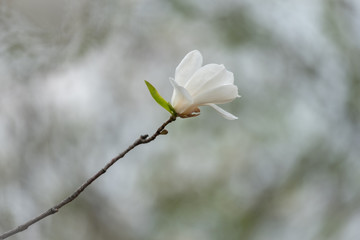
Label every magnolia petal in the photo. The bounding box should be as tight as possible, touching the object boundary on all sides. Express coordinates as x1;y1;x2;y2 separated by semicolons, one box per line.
184;64;226;95
197;67;235;94
169;78;193;114
207;103;238;120
175;50;203;87
193;84;239;105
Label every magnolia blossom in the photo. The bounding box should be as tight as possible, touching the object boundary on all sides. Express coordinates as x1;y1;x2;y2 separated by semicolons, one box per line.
170;50;240;120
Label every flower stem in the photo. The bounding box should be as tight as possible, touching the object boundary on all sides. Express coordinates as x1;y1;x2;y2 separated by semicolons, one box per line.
0;115;176;240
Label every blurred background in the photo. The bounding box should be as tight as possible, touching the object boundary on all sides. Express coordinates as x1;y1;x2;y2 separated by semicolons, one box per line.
1;0;360;239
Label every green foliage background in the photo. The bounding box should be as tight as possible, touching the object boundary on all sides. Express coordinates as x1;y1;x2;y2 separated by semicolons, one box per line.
1;0;359;239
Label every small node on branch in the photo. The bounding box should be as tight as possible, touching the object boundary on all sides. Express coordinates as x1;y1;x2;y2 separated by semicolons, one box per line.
50;208;58;213
160;129;168;135
141;134;148;140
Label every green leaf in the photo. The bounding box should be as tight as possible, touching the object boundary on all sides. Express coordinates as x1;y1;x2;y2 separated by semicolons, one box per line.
145;80;177;116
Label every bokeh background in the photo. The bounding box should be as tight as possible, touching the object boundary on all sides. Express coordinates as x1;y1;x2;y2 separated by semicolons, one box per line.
1;0;360;239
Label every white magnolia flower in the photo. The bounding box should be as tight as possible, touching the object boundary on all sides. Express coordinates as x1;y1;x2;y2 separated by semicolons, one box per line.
170;50;240;120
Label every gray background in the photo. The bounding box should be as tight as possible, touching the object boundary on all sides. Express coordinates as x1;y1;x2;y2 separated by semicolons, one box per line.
1;0;360;239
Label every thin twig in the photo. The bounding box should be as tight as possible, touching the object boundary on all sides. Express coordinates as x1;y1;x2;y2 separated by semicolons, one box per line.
0;115;176;240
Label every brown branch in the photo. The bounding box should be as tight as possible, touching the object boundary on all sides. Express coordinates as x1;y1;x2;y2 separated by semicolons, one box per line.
0;115;176;240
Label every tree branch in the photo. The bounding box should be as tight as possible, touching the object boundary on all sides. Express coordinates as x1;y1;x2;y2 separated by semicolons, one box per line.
0;115;176;240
